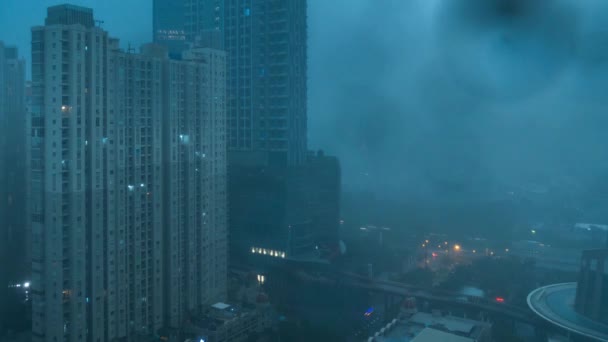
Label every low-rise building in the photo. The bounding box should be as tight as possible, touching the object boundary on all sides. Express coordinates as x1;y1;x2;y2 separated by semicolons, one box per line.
186;302;273;342
411;328;476;342
366;312;491;342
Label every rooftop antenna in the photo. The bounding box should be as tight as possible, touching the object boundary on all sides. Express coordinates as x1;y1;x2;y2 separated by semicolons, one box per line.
95;20;104;28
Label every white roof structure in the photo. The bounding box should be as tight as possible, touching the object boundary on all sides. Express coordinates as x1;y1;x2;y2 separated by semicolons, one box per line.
409;312;477;335
411;328;474;342
211;302;231;310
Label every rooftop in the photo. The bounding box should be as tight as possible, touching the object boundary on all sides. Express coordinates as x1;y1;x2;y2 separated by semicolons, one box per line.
45;4;95;28
528;283;608;341
48;3;93;13
211;302;231;310
369;313;490;342
409;312;476;335
191;303;248;331
411;328;474;342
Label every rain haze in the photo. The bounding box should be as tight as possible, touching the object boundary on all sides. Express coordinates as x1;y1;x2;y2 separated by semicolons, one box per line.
3;1;608;341
2;0;608;199
310;0;608;199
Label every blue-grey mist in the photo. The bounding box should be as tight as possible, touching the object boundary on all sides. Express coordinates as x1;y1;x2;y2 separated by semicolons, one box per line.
2;0;608;210
309;0;608;208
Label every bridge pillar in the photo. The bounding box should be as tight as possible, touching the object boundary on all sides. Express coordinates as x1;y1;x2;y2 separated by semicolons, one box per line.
382;293;402;322
384;293;390;321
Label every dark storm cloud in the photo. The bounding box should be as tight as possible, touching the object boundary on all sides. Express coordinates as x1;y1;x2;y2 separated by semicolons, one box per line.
436;0;579;101
308;0;608;201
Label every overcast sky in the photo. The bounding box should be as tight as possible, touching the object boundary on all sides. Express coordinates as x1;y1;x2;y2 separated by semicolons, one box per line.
3;0;608;200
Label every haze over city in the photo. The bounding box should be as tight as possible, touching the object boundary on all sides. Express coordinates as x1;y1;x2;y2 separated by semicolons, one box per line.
3;1;608;197
2;1;608;341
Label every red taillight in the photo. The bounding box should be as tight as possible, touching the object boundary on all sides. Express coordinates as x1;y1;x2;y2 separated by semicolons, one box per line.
495;297;505;303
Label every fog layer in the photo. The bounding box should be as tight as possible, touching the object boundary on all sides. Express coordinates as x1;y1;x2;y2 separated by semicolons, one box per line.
309;0;608;202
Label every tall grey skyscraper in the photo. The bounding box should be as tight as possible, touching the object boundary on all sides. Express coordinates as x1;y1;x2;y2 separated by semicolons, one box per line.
153;1;321;265
30;5;227;341
31;7;116;340
105;41;166;339
224;0;307;165
184;0;224;41
153;0;224;54
153;0;307;165
0;41;26;336
153;0;187;55
162;46;227;328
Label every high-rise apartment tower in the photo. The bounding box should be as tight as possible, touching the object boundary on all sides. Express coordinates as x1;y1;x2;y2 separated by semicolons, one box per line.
224;0;307;165
153;0;307;165
0;41;26;336
30;5;227;341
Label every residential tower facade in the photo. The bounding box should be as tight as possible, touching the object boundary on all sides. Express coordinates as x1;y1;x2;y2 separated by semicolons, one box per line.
153;0;307;165
30;5;227;341
224;0;307;165
0;41;27;336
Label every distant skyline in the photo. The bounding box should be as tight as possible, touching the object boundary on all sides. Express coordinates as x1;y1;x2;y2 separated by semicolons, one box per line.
0;0;348;178
4;0;608;199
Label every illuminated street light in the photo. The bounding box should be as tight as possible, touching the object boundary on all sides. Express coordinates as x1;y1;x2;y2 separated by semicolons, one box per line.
454;244;461;251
